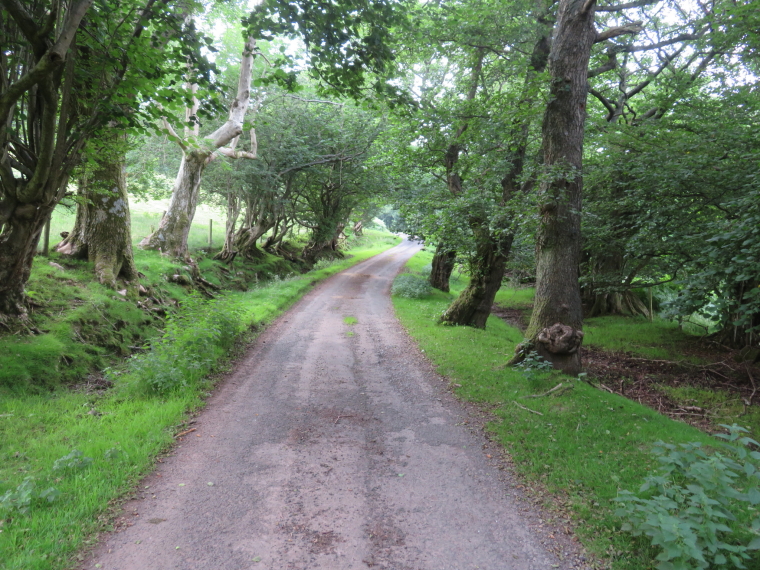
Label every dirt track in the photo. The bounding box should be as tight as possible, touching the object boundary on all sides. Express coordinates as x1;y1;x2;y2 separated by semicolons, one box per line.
84;238;570;570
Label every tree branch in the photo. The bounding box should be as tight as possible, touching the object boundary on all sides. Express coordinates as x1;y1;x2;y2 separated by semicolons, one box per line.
283;94;344;106
0;0;93;129
625;44;686;99
49;0;93;63
588;51;619;77
208;37;257;148
595;22;644;43
161;117;187;152
589;87;616;118
690;49;716;81
622;32;703;52
581;0;597;15
0;54;58;127
0;0;45;54
213;147;257;160
596;0;659;11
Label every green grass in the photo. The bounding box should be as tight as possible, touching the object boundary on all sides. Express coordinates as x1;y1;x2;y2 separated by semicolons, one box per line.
46;199;227;252
494;286;535;310
392;249;747;570
493;286;703;362
0;394;190;570
0;255;167;394
0;229;400;570
584;316;702;362
343;316;358;325
658;383;760;440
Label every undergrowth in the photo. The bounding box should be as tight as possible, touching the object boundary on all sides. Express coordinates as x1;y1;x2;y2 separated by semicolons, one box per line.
392;249;760;570
616;425;760;570
391;272;432;299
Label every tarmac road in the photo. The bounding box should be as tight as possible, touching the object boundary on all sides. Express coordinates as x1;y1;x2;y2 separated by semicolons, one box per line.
84;237;569;570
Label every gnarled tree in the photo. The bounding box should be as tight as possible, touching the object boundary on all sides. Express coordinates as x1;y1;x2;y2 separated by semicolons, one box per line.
0;0;200;320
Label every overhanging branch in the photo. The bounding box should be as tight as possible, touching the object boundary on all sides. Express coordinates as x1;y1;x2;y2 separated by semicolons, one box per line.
596;0;660;11
595;22;644;43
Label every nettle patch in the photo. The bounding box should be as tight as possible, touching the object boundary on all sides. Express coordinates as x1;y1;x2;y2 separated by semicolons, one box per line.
615;425;760;569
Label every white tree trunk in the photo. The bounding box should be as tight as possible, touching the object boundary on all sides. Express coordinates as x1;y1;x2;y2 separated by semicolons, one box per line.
140;37;258;259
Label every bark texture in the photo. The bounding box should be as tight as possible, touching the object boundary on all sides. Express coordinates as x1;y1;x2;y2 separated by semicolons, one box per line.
426;53;482;297
525;0;598;375
429;242;456;293
303;222;346;264
216;193;242;263
56;147;138;288
0;1;93;318
0;202;53;317
140;150;208;258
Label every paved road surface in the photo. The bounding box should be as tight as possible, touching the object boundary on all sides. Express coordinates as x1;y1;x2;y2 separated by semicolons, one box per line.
85;238;567;570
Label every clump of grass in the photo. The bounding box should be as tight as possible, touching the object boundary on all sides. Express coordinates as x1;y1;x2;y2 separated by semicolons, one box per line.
115;293;244;395
584;315;699;361
0;258;163;394
343;316;358;325
494;286;535;309
392;273;432;299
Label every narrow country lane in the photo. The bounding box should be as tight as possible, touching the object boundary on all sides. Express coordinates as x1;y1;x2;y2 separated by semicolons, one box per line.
84;238;570;570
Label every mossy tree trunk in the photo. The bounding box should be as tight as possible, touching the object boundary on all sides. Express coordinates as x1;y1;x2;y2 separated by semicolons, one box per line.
262;217;300;260
56;144;138;289
429;242;456;293
216;192;242;262
0;1;91;320
440;24;551;328
303;221;346;263
229;195;277;260
0;201;55;319
440;225;513;328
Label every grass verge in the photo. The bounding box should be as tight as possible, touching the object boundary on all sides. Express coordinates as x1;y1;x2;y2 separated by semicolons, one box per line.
0;230;400;570
393;249;757;570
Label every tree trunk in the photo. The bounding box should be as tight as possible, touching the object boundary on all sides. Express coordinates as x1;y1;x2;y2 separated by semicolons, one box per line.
262;218;293;255
586;290;650;318
303;222;346;263
524;0;597;375
56;146;138;289
440;227;513;328
0;201;53;319
139;38;258;259
139;150;208;259
229;196;277;260
443;23;551;327
429;242;456;293
233;224;268;259
215;192;242;262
